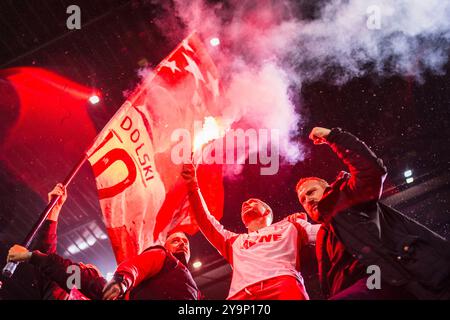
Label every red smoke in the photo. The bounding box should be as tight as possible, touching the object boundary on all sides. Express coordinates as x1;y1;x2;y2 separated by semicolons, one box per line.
0;67;97;198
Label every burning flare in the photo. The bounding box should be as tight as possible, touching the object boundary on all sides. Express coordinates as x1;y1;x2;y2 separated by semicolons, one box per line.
193;116;224;153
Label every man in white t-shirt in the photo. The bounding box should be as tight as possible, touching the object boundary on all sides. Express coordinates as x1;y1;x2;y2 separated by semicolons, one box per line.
182;163;320;300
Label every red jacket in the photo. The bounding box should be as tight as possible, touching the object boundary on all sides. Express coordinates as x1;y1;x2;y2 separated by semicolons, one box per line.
115;246;200;300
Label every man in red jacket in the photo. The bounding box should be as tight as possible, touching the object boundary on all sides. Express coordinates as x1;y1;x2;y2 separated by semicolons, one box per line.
7;183;106;300
102;231;200;300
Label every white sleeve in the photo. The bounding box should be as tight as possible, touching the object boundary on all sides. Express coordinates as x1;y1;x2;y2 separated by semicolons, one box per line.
296;218;321;244
188;188;238;260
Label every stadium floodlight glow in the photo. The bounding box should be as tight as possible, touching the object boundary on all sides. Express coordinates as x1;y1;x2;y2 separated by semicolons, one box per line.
67;244;80;255
404;170;412;178
406;177;414;184
89;95;100;105
192;261;202;269
210;37;220;47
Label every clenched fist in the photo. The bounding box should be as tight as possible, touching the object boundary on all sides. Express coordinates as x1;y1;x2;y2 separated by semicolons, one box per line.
286;212;308;224
309;127;331;145
181;163;198;190
7;245;32;263
102;279;123;300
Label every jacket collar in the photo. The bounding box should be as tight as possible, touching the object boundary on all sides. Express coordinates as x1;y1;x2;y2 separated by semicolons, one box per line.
317;171;351;223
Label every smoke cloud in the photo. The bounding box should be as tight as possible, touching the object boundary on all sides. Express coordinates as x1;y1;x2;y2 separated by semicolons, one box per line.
153;0;450;173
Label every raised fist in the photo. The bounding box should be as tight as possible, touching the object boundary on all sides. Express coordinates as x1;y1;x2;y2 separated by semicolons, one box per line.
309;127;331;145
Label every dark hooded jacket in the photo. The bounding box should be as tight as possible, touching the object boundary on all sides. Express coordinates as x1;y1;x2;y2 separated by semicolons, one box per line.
316;128;450;299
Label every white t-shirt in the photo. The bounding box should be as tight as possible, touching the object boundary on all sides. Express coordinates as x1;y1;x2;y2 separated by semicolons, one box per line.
189;189;320;299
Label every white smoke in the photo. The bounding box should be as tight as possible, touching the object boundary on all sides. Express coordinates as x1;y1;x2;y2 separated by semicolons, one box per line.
292;0;450;82
159;0;450;171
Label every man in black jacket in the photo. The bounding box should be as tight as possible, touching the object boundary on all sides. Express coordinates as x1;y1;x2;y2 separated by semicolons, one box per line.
296;127;450;300
8;184;200;300
6;183;106;299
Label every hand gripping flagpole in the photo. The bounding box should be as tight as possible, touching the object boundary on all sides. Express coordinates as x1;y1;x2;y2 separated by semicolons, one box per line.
2;152;88;278
1;71;157;280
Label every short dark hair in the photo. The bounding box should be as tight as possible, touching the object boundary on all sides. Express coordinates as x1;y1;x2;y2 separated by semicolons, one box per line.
295;177;328;194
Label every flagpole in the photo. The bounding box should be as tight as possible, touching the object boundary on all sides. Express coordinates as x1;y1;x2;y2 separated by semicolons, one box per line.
1;67;161;280
1;60;160;280
2;32;199;280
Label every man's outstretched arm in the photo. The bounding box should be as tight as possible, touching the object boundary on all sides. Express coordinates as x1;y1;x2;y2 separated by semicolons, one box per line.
311;127;387;207
287;213;321;244
182;163;237;262
33;183;67;254
7;245;106;300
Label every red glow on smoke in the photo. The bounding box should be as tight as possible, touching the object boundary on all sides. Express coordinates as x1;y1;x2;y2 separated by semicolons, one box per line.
0;67;97;197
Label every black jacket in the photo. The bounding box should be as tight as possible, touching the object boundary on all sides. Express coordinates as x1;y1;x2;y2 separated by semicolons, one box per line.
116;245;201;300
30;221;106;300
316;128;450;299
30;250;107;300
30;220;69;300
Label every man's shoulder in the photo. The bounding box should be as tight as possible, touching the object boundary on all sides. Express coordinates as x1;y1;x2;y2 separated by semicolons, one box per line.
270;219;300;232
318;172;350;210
260;218;287;229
